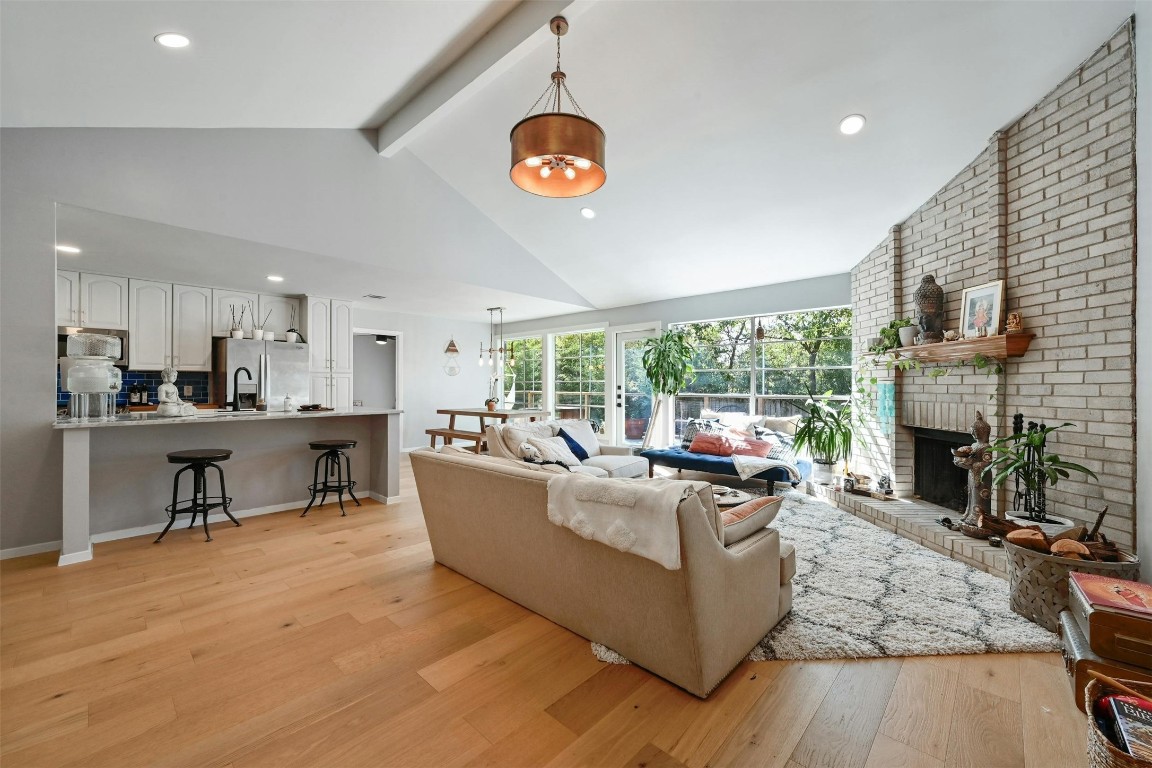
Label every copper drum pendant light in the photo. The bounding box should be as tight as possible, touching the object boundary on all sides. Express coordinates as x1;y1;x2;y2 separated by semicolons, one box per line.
510;16;605;198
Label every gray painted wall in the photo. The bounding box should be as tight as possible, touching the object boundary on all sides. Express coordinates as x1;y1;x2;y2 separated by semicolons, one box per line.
353;335;397;409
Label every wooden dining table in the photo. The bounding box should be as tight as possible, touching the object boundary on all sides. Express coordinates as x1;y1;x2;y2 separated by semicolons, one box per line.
426;407;551;453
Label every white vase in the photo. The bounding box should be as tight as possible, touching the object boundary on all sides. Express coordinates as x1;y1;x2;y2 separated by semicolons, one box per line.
285;331;299;343
250;327;262;339
812;461;836;485
230;328;244;339
898;326;919;347
263;330;275;341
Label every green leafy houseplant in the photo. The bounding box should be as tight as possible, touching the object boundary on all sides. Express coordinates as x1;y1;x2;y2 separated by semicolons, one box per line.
871;318;916;354
640;329;695;449
792;393;853;481
984;422;1098;491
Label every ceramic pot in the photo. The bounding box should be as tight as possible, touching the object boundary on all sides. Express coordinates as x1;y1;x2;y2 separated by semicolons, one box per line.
285;331;299;343
898;326;919;347
263;330;276;341
811;461;836;485
230;328;244;339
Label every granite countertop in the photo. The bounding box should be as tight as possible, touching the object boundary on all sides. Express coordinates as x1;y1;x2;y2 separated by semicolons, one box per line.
54;406;402;429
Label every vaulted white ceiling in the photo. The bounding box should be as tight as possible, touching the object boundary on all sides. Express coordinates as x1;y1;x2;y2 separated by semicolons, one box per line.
1;0;1135;320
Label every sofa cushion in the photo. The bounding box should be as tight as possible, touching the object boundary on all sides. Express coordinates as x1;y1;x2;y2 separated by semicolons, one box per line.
721;496;783;545
680;418;721;450
557;428;590;462
571;464;610;478
688;432;734;457
582;453;649;479
503;422;555;458
550;419;602;457
756;429;798;463
528;436;582;466
730;437;773;458
758;415;801;436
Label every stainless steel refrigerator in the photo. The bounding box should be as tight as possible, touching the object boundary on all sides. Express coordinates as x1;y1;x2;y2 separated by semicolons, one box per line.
212;338;310;411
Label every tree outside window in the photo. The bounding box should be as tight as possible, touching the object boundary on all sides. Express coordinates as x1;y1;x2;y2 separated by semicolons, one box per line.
506;336;543;409
553;330;606;430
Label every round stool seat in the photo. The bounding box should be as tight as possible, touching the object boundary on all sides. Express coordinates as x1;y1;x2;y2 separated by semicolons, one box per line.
167;449;233;464
308;439;356;450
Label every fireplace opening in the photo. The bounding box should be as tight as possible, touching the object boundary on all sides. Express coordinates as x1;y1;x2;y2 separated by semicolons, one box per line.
913;428;971;512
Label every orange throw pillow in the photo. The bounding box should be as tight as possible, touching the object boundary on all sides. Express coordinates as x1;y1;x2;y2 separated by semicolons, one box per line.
731;437;774;458
688;432;734;457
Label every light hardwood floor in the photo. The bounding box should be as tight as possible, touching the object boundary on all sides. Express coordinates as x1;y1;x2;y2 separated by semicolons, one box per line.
1;456;1088;768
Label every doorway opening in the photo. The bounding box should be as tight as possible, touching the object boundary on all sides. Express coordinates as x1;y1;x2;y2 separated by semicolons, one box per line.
352;329;402;410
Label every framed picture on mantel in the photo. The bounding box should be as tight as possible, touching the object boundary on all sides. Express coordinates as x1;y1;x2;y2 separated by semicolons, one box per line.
960;280;1004;338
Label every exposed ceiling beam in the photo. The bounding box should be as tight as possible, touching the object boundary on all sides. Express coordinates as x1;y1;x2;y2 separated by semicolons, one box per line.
377;0;591;158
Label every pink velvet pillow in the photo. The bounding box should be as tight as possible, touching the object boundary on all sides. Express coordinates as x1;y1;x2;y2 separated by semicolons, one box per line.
688;432;734;457
731;437;774;458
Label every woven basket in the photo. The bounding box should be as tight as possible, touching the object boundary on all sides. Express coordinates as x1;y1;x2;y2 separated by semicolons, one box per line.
1086;678;1152;768
1003;541;1140;632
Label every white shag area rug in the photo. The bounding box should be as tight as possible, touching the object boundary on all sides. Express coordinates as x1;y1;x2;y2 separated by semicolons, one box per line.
593;490;1061;663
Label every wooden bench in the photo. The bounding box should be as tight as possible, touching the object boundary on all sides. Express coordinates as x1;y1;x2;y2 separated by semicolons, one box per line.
425;428;485;453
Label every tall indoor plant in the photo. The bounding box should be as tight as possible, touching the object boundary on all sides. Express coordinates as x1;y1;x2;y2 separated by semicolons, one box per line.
793;393;853;484
640;329;695;449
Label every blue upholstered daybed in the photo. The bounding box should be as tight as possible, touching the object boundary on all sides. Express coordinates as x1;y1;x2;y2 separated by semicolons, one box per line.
639;447;811;488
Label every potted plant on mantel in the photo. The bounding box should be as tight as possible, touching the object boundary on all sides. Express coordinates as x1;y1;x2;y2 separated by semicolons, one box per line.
792;393;853;485
640;329;695;450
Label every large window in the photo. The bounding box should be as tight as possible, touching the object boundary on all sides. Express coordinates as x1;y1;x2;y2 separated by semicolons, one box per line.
506;336;543;410
553;330;606;429
673;308;851;429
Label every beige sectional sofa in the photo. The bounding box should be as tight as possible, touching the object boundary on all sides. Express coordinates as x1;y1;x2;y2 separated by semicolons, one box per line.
410;447;795;698
485;418;649;478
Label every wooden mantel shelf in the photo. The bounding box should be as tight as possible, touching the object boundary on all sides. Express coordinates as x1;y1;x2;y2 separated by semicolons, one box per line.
895;333;1035;364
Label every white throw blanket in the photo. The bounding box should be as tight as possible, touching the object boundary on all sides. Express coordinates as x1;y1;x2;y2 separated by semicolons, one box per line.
546;474;708;570
730;454;802;482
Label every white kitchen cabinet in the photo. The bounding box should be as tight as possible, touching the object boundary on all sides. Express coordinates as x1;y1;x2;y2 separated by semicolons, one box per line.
258;295;300;341
129;279;173;371
171;284;213;371
57;270;80;326
79;273;129;329
212;289;259;337
306;297;331;372
331;374;353;409
309;372;331;408
330;300;354;374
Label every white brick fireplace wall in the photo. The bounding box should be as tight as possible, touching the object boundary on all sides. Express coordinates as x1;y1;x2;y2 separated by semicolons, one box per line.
851;21;1137;549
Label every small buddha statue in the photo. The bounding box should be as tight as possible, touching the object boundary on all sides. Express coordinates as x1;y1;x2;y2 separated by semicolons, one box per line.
952;411;994;534
914;275;946;343
156;367;198;417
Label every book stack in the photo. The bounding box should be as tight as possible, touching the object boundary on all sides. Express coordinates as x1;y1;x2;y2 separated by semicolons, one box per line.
1060;573;1152;715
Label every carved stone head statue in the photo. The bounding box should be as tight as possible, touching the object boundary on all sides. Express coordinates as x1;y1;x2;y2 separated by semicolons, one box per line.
971;411;991;444
914;275;946;341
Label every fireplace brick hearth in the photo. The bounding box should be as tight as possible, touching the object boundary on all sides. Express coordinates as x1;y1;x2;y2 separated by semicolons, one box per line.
847;21;1137;549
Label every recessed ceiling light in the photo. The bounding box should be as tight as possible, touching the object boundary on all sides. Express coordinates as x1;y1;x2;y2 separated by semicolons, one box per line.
266;275;284;282
56;245;81;254
839;114;866;135
154;33;190;48
580;207;596;219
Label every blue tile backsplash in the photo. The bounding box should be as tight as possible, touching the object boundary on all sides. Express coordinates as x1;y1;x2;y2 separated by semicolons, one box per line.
57;368;212;407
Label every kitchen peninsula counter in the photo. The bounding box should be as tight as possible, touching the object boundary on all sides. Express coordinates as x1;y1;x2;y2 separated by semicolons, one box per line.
55;407;403;566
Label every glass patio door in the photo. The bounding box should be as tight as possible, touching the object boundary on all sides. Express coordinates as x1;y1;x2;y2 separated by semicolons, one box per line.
615;331;656;445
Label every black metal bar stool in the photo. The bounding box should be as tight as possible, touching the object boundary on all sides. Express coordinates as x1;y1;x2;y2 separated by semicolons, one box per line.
156;449;240;543
302;439;361;517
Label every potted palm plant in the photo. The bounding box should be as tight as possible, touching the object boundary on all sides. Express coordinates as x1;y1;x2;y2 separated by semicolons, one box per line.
640;329;695;449
624;393;651;440
984;421;1098;521
792;393;853;484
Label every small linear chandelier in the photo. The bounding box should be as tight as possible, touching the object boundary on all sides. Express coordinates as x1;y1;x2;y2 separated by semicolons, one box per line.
479;307;507;366
509;15;605;198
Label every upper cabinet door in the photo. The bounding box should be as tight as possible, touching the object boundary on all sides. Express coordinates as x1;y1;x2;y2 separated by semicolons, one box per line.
57;270;80;327
212;289;259;337
79;273;129;329
307;297;331;372
258;295;300;341
129;280;172;371
172;284;213;371
330;300;354;374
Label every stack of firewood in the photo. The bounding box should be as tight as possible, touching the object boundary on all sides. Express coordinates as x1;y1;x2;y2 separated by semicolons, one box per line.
1001;507;1125;562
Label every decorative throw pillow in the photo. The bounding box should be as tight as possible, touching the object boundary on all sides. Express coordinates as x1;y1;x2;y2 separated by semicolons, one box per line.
730;437;774;458
550;419;601;457
527;436;582;467
758;415;801;436
503;422;554;458
688;432;734;457
721;496;783;545
680;418;722;450
757;430;797;463
556;428;590;462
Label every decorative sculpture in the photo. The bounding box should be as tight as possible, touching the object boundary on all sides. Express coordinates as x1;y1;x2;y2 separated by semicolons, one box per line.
156;367;198;417
913;274;945;343
1005;311;1023;334
951;411;994;537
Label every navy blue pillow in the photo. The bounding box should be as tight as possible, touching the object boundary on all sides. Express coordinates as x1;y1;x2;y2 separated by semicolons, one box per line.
557;428;590;462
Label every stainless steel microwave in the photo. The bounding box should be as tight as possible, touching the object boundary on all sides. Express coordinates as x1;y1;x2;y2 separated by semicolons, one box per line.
57;327;129;367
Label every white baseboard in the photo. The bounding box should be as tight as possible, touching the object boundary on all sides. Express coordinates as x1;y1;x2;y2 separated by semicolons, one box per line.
88;499;315;544
0;540;64;560
368;492;401;504
57;546;93;566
